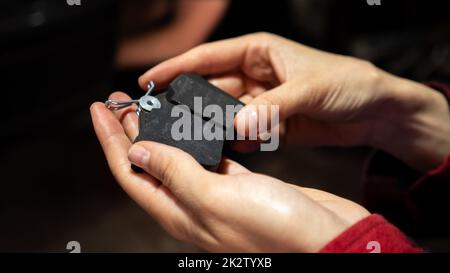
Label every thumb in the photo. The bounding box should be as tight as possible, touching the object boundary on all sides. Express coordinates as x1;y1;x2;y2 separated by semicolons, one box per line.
234;82;301;139
128;141;213;199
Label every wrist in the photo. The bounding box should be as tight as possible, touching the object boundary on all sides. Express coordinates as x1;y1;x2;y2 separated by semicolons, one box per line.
373;74;450;171
291;206;366;253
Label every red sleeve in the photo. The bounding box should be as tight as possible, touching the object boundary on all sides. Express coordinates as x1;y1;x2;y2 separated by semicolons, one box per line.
321;82;449;253
320;214;423;253
362;82;450;237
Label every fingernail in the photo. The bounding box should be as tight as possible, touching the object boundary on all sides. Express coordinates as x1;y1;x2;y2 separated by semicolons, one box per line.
138;76;147;88
209;79;218;86
128;145;150;167
235;105;258;140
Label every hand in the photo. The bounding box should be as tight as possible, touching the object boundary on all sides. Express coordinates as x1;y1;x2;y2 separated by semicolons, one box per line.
90;93;369;252
139;32;450;171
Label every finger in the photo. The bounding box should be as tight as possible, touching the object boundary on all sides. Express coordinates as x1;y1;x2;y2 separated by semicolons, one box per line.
208;72;246;98
90;103;191;233
128;141;215;201
208;73;268;104
108;92;139;140
238;94;254;104
290;184;358;207
90;102;134;176
234;81;303;139
138;35;251;89
216;157;251;175
244;77;269;97
290;184;369;222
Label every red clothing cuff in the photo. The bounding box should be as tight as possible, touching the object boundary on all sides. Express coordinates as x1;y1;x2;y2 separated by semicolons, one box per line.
411;153;450;211
320;214;423;253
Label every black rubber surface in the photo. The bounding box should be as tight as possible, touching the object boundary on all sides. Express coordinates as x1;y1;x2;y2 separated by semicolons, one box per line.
134;74;244;171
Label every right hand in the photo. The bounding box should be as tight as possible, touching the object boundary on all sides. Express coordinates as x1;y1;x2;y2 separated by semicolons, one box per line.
139;32;450;171
90;95;369;252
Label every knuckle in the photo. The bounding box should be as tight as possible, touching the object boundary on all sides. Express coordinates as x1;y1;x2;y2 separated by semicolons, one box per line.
358;60;382;85
259;92;281;107
191;43;207;54
342;57;382;87
111;161;133;184
251;31;275;41
353;58;377;73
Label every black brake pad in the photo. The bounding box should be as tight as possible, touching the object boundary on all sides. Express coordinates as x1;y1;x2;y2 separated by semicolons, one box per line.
133;73;244;171
167;73;244;130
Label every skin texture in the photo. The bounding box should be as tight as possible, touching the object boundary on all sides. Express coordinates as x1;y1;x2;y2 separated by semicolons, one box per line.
91;92;369;253
91;33;450;252
139;32;450;171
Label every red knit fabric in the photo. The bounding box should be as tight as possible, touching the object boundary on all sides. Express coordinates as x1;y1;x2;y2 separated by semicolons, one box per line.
320;214;423;253
319;82;450;253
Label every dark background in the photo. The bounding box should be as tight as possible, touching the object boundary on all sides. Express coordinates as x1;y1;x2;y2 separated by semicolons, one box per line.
1;0;449;252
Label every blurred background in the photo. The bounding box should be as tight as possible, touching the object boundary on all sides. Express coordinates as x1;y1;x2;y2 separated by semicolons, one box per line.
1;0;449;252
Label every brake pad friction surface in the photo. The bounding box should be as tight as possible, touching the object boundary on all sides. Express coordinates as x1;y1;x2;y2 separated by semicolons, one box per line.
167;73;244;129
133;73;245;171
134;92;224;170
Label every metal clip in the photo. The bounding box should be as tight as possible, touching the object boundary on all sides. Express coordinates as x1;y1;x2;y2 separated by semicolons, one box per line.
105;81;161;115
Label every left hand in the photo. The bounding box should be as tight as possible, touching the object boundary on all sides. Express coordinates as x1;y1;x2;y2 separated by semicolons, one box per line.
90;92;369;252
138;33;450;171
